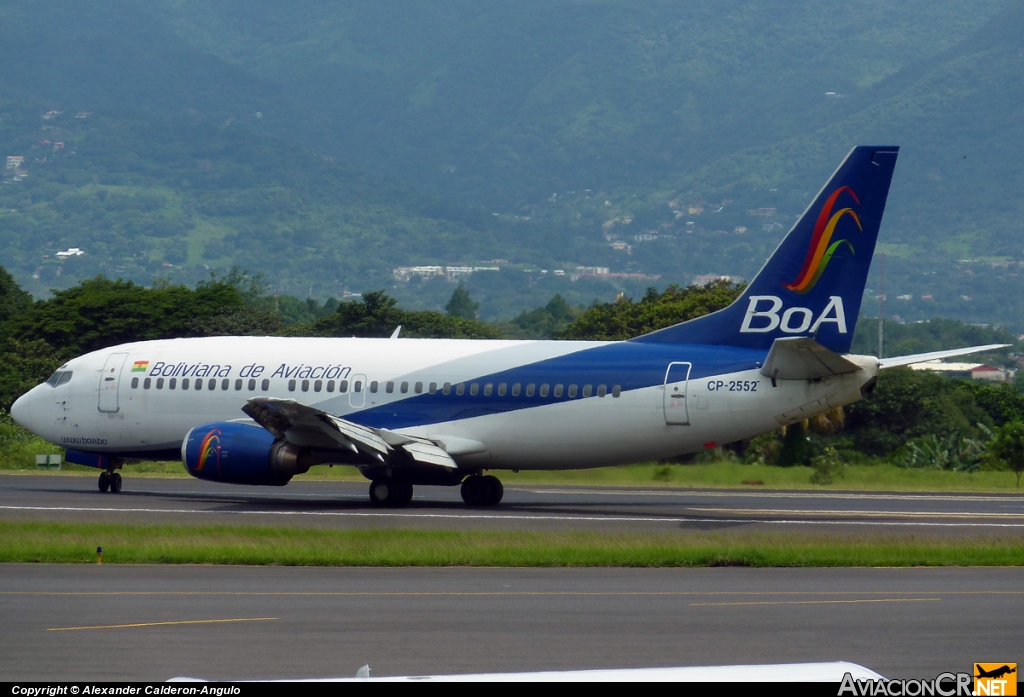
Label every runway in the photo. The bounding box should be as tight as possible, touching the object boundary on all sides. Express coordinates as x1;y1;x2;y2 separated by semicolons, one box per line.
2;474;1024;534
1;564;1020;681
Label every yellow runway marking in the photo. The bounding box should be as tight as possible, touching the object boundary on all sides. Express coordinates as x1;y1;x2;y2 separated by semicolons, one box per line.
691;598;942;607
48;617;277;631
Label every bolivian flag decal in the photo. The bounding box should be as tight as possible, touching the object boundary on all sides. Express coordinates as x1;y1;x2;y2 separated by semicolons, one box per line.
131;360;149;373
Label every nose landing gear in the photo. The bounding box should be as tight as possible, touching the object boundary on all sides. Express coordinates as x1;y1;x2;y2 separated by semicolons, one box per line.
97;470;122;494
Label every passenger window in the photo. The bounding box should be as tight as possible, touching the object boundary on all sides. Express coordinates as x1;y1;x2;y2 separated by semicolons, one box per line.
182;378;190;390
484;384;493;396
400;381;409;394
221;379;229;390
234;379;242;390
169;378;177;390
386;381;394;394
195;379;202;391
456;383;465;396
261;379;270;391
327;380;335;392
415;381;423;394
569;384;578;398
583;385;593;397
429;382;437;394
288;379;296;392
598;385;607;397
370;381;378;393
540;384;550;397
301;379;310;392
498;383;507;396
512;383;521;396
526;384;535;397
443;382;452;395
144;378;151;389
131;377;139;389
553;384;563;398
248;379;256;391
208;378;217;391
613;385;621;397
156;378;164;389
314;380;322;392
354;381;362;392
470;383;479;396
340;379;348;393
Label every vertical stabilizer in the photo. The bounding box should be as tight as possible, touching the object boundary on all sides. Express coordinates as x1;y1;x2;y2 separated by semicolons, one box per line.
633;146;898;353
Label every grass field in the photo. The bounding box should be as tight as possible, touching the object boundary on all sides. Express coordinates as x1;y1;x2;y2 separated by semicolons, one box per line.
3;459;1022;493
2;522;1022;567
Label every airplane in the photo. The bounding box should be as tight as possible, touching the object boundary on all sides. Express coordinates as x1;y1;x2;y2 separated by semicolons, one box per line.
10;145;1006;507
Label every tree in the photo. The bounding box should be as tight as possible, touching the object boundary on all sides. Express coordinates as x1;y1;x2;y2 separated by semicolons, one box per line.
558;280;743;340
445;283;479;320
305;290;500;339
988;419;1024;487
0;266;32;323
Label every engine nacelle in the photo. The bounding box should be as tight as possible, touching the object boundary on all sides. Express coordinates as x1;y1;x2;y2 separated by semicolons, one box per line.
181;422;312;486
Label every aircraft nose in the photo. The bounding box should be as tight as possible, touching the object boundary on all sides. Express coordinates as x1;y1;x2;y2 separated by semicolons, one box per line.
10;391;36;429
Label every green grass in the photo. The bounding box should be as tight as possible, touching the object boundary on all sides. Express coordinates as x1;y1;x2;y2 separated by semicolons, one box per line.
2;522;1022;567
3;459;1023;492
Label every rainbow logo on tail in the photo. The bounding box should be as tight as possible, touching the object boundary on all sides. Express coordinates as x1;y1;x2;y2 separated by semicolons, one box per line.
784;186;862;294
195;428;222;473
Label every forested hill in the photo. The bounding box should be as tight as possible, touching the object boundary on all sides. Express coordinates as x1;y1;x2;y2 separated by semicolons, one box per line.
3;1;1024;325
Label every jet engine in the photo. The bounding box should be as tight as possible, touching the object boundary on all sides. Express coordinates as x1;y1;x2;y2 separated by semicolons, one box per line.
181;421;314;486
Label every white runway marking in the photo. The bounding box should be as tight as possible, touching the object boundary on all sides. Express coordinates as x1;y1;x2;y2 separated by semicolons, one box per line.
3;505;1024;528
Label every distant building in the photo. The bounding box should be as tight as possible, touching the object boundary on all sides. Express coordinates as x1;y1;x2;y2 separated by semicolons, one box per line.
56;248;84;258
909;361;1013;383
6;156;24;169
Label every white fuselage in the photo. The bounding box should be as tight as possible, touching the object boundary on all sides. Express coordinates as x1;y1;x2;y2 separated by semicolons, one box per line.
13;335;879;471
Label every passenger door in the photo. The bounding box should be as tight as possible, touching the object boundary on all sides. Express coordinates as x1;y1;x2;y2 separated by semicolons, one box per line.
98;353;128;414
663;362;692;425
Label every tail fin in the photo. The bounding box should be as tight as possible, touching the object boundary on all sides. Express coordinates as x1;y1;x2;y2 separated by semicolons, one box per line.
633;145;899;353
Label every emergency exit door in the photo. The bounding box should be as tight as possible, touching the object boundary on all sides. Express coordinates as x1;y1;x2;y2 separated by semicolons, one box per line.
663;362;691;425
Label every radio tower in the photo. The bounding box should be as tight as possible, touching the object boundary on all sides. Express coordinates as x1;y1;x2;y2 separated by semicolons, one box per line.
878;253;885;359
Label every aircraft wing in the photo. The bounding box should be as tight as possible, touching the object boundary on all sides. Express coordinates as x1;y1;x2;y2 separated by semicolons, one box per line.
241;397;457;469
759;337;861;381
878;344;1010;369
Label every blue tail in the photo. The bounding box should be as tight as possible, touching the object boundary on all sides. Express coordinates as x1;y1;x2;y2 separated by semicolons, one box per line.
633;145;899;353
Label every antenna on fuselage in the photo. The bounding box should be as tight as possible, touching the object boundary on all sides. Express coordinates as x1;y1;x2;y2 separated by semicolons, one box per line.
390;325;402;339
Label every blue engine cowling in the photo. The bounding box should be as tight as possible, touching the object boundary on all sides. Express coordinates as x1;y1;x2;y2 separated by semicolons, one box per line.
181;421;308;486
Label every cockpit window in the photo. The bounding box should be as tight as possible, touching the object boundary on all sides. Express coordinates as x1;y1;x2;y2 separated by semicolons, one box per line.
46;371;73;387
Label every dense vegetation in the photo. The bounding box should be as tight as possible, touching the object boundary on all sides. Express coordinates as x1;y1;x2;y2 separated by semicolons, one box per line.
3;2;1024;325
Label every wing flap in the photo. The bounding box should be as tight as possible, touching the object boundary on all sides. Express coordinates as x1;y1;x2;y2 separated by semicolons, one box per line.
759;337;861;381
242;397;458;469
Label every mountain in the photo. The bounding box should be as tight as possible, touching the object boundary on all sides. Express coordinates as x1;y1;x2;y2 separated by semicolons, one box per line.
3;1;1024;325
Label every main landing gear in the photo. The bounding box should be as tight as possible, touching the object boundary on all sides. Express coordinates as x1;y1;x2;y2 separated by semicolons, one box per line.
460;475;503;506
368;478;414;508
97;470;122;494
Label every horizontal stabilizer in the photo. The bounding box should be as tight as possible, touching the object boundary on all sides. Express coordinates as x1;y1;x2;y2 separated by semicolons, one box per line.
879;344;1009;369
759;337;861;381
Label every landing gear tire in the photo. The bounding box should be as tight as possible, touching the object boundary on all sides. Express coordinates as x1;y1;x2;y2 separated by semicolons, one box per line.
481;475;503;505
109;472;122;493
368;479;413;508
98;471;110;493
461;475;503;506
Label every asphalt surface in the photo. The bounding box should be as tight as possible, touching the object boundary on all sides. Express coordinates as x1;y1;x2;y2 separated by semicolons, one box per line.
2;473;1024;535
1;565;1020;681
